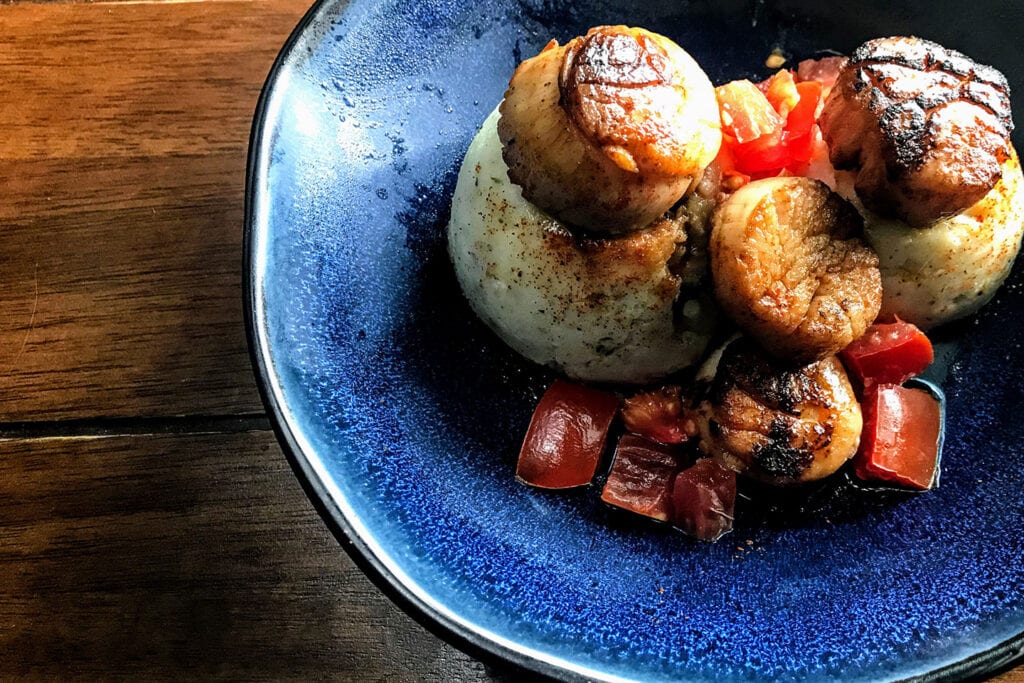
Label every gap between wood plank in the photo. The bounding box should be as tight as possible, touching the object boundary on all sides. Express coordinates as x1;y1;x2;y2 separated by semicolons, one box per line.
0;414;271;439
7;0;264;6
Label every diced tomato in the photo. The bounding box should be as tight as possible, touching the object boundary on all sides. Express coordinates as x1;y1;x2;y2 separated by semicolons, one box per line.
601;435;691;521
714;138;751;190
840;320;934;392
786;82;822;137
620;385;697;445
796;56;848;97
758;69;800;118
783;130;816;166
731;129;788;174
854;384;942;490
717;75;828;179
716;80;784;144
516;380;619;489
671;459;737;542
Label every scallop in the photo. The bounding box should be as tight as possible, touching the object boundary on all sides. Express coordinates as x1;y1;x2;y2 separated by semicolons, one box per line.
710;177;882;364
498;26;721;235
696;337;862;485
819;36;1014;227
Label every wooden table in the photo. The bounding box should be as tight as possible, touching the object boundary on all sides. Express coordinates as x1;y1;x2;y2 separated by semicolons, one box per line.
0;1;498;678
0;1;1019;680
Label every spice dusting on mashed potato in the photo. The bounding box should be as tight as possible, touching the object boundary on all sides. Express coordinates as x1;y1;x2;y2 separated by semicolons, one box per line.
836;152;1024;328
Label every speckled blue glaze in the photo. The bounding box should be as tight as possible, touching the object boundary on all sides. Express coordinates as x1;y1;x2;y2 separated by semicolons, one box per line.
246;1;1024;680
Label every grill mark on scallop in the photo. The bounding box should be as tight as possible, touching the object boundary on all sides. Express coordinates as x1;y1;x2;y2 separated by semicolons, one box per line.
559;29;672;92
697;338;860;485
847;39;1012;170
709;338;829;415
751;419;819;480
820;36;1014;226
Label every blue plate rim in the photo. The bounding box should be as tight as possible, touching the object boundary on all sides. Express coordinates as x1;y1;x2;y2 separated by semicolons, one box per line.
242;0;1024;679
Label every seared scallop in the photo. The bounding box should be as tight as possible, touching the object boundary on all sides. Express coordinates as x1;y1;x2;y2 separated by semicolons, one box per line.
696;337;862;485
819;36;1014;227
498;26;721;235
447;110;717;384
710;177;882;364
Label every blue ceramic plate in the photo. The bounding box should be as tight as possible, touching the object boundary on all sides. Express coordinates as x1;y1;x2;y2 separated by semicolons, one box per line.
245;1;1024;680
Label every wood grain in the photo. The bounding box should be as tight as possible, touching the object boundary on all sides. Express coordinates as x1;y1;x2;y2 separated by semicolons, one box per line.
0;0;298;161
0;0;306;421
0;153;261;421
0;431;499;681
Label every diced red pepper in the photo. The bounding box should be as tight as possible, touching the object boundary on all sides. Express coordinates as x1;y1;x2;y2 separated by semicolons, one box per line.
716;80;784;144
600;435;690;521
854;384;942;490
840;320;934;392
620;386;697;445
516;380;619;489
671;459;737;542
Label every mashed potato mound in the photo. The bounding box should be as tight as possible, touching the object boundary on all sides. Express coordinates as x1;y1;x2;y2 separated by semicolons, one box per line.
447;109;716;384
841;152;1024;329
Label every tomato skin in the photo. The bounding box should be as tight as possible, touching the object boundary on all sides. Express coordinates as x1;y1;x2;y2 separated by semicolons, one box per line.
516;380;620;489
601;435;690;521
788;81;823;136
854;384;942;490
714;138;751;189
716;80;784;144
671;459;737;542
621;386;697;445
781;81;823;164
840;320;934;392
731;130;788;174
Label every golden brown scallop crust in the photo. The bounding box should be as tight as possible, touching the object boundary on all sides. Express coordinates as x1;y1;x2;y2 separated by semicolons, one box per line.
498;27;721;235
820;36;1014;226
697;338;862;485
558;27;719;177
710;177;882;365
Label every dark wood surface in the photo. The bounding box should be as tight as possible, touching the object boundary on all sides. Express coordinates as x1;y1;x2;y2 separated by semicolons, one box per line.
0;0;495;679
0;0;1019;680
